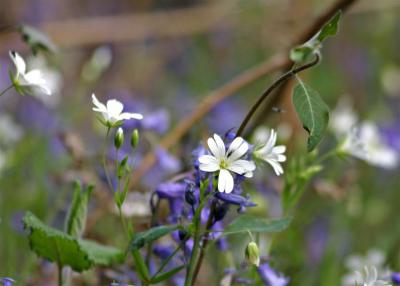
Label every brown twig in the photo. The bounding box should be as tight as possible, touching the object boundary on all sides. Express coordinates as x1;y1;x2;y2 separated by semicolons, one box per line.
129;0;358;187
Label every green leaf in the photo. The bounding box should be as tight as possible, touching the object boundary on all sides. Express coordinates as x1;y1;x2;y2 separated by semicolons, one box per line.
18;25;57;55
129;225;180;251
23;212;124;272
317;11;342;42
64;181;93;237
79;240;124;266
224;215;292;235
150;265;185;284
292;82;330;152
290;10;341;63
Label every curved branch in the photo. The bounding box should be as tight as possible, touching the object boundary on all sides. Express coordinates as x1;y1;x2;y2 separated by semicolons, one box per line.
236;54;320;137
129;0;358;188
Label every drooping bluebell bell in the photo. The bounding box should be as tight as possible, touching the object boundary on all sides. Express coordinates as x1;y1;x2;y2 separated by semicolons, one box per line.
392;272;400;284
257;263;290;286
0;278;15;286
215;192;256;213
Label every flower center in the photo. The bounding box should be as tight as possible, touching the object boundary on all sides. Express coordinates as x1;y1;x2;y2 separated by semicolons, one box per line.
219;159;228;169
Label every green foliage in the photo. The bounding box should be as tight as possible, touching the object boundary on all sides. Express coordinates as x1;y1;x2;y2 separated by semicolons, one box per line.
129;225;180;251
150;265;185;284
223;215;292;235
64;181;93;237
23;212;124;272
18;25;56;55
290;11;342;63
282;153;323;212
292;82;330;152
317;11;342;42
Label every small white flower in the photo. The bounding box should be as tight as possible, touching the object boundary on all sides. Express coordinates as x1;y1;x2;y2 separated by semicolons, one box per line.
354;266;391;286
9;51;51;95
199;134;256;193
253;128;286;176
92;93;143;126
340;122;398;169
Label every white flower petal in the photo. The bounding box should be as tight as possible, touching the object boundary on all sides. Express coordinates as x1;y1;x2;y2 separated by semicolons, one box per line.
213;134;226;158
119;112;144;120
9;51;26;75
273;145;286;154
227;137;244;154
92;94;107;111
207;137;221;159
227;140;248;162
228;160;256;174
199;162;219;172
199;155;219;165
106;99;124;116
266;159;284;176
218;169;233;193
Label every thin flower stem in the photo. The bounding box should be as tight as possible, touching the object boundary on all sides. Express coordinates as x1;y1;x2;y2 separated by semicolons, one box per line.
152;242;184;278
102;127;114;192
192;200;216;284
58;264;63;286
236;54;320;137
0;84;14;97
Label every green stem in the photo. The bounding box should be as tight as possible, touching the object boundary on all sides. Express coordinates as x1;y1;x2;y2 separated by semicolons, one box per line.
236;54;320;137
58;264;63;286
152;242;184;278
184;218;201;286
102;127;114;192
0;84;13;97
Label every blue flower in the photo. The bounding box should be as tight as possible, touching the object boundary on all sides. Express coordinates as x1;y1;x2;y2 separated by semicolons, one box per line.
257;263;289;286
392;272;400;284
0;278;15;286
215;192;256;213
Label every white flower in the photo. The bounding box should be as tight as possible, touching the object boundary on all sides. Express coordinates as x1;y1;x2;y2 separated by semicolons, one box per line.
199;134;256;193
354;266;391;286
331;97;358;136
92;93;143;125
9;51;51;95
340;122;398;169
253;128;286;176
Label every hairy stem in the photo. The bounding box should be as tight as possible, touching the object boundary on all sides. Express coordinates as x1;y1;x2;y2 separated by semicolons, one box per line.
236;54;320;137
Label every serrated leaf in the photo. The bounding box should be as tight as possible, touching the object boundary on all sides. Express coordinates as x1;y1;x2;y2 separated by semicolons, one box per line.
18;25;57;55
129;225;180;251
24;212;124;272
150;265;185;284
64;181;93;237
224;215;292;235
292;82;330;151
317;11;342;42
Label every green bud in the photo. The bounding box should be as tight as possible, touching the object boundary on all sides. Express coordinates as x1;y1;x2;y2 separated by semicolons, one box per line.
114;127;124;149
245;241;260;267
131;129;139;148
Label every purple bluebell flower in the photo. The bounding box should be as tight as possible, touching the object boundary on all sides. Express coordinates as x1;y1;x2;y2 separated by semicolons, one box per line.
156;182;186;199
0;278;15;286
392;272;400;284
153;244;175;259
155;147;181;172
257;263;289;286
215;192;256;213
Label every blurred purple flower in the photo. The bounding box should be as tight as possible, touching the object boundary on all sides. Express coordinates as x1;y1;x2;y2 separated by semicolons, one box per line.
257;263;289;286
155;182;186;199
0;278;15;286
306;218;329;266
16;97;59;134
153;244;175;260
392;272;400;284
